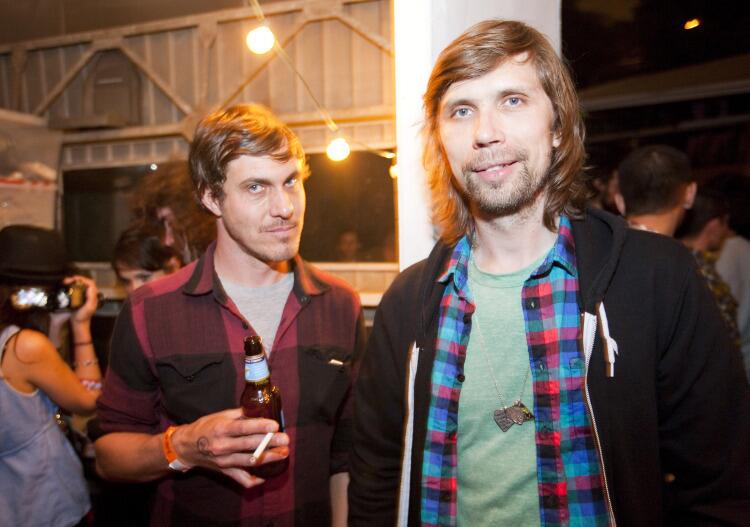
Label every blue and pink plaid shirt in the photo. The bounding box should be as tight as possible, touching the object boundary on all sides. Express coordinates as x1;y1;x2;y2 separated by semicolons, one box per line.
421;216;609;526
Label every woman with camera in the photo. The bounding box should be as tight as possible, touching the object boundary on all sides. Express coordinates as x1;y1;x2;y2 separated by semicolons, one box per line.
0;225;102;527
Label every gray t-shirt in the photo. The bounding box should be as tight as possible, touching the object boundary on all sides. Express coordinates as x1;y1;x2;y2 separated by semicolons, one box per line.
220;272;294;355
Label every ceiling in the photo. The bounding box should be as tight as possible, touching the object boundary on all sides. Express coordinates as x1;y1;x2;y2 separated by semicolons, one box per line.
0;0;260;45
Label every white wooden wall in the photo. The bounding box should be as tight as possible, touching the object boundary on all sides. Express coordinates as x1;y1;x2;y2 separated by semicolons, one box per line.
0;0;394;170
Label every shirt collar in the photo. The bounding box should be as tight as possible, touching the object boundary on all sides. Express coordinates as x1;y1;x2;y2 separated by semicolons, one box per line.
182;242;328;301
437;214;577;290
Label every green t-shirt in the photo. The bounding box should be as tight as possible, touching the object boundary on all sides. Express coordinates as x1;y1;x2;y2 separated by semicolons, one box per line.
456;257;541;527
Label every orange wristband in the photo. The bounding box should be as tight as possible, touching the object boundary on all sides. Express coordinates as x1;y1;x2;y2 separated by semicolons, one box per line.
162;426;190;472
162;426;179;463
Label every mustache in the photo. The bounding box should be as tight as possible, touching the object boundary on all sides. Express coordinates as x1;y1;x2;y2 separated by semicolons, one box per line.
463;148;528;173
261;220;298;232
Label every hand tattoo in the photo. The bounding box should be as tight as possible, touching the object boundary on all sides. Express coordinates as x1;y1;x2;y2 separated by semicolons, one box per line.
197;436;213;457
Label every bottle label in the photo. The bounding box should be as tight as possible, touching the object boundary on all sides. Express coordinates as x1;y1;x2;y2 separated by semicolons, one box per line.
245;357;270;382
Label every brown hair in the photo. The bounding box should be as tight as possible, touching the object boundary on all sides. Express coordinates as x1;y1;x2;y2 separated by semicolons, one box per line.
188;104;309;203
423;20;587;244
131;160;215;260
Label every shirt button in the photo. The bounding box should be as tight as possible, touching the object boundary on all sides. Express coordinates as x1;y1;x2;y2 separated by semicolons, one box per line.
457;373;465;382
300;295;309;303
242;322;249;329
440;490;452;502
463;313;471;323
526;299;537;309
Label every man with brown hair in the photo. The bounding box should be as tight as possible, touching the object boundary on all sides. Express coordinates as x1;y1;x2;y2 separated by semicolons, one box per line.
349;20;750;526
93;104;364;525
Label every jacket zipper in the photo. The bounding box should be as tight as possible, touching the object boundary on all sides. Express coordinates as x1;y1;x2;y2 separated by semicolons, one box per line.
583;311;617;526
397;342;420;527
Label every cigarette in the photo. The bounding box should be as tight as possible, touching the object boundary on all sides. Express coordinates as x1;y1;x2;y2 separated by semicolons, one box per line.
250;432;274;463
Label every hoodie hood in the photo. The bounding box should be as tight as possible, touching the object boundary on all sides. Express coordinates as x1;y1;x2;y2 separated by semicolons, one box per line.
570;208;629;314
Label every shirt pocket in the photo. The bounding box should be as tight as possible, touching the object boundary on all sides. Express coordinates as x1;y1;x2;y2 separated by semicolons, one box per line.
296;345;352;425
155;353;236;423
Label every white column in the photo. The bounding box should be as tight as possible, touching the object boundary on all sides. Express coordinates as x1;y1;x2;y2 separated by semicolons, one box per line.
394;0;561;269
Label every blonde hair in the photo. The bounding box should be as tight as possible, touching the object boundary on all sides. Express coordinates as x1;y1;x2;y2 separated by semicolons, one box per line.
423;20;587;244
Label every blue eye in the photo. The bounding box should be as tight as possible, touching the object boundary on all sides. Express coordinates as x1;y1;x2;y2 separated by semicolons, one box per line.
285;176;298;187
453;107;471;118
506;97;522;107
248;184;262;193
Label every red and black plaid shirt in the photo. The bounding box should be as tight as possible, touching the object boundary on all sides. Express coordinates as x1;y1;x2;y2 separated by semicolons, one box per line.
95;243;364;526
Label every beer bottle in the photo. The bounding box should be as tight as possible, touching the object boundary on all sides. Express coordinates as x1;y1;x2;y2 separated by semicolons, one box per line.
240;335;287;478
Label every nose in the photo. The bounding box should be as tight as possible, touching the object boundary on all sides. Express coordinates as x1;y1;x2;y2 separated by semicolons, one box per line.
269;188;294;219
474;109;504;148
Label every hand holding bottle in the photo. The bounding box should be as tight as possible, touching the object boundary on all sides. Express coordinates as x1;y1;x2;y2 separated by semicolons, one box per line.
167;409;289;488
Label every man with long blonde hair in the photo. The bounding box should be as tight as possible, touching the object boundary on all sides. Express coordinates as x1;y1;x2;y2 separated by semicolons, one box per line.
350;20;750;526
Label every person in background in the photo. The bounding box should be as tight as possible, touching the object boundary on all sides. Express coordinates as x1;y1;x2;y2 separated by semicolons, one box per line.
0;224;102;527
112;222;182;295
677;188;740;346
614;144;696;235
710;172;750;379
92;104;364;526
334;229;361;262
349;19;750;526
585;165;620;215
131;160;216;263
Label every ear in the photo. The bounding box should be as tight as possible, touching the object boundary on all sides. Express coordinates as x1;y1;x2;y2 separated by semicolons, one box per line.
200;189;222;217
684;182;697;209
552;130;562;149
614;193;626;216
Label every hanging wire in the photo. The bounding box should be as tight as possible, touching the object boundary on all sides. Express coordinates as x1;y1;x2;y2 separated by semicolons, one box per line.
246;0;397;160
272;42;339;133
248;0;265;21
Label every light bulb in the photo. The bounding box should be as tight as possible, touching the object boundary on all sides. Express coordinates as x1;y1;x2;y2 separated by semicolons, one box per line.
246;26;275;54
683;18;701;30
326;137;350;162
389;162;399;179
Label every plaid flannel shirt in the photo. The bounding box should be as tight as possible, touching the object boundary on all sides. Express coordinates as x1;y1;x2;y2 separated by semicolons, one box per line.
421;216;609;526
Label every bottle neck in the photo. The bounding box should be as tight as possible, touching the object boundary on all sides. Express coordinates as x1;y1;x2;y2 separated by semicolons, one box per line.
244;355;270;383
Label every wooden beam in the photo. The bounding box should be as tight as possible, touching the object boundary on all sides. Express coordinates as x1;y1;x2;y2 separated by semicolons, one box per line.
0;0;379;53
335;12;393;56
59;104;394;145
119;43;194;116
279;104;394;126
33;46;97;115
61;122;184;144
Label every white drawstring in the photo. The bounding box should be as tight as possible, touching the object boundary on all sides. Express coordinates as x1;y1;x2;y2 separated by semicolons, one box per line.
597;303;619;377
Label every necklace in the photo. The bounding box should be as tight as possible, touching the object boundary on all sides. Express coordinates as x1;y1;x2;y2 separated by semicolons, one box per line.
470;292;534;432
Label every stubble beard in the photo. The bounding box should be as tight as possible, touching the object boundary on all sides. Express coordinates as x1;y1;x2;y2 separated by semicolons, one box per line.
225;218;302;265
462;151;549;218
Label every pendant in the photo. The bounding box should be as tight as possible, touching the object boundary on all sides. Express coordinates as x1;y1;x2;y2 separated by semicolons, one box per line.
508;400;534;424
493;401;534;432
493;407;514;432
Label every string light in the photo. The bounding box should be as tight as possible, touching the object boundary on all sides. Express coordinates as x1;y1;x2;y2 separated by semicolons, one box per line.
389;160;398;179
246;25;275;54
245;0;391;164
326;137;351;161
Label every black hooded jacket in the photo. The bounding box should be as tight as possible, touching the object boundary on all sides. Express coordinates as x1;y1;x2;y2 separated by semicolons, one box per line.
350;208;750;526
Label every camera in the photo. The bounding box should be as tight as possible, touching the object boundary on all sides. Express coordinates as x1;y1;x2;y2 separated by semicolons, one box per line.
10;281;87;311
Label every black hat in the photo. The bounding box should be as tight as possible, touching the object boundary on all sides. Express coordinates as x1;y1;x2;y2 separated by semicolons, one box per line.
0;225;72;284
